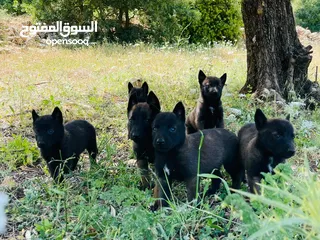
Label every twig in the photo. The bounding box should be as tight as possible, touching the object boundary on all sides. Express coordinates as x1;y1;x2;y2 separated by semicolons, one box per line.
28;81;50;86
3;110;30;118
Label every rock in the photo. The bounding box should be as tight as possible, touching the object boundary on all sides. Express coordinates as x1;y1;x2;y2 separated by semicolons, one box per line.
301;120;315;130
126;159;137;167
309;32;320;41
276;101;286;106
190;88;197;94
228;108;242;116
224;93;233;97
289;102;306;108
296;25;320;43
296;26;311;38
226;114;236;122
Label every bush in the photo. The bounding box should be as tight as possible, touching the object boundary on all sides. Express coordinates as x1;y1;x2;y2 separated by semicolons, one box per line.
295;0;320;32
0;0;32;15
0;135;39;169
1;0;242;44
143;0;200;44
185;0;242;44
26;0;95;24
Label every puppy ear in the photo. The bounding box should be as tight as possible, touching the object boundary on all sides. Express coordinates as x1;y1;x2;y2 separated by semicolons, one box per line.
198;70;206;85
147;91;161;114
32;109;39;122
128;82;133;94
173;102;185;122
52;107;63;124
286;114;290;121
128;94;138;115
220;73;227;85
142;82;149;96
255;109;267;130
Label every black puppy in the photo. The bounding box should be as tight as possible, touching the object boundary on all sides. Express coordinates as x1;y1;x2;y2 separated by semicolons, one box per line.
238;109;295;194
186;70;227;134
152;102;242;209
128;81;149;102
127;91;161;189
32;107;97;182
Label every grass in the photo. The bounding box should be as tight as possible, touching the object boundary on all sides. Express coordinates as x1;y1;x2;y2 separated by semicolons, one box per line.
0;20;320;239
226;161;320;239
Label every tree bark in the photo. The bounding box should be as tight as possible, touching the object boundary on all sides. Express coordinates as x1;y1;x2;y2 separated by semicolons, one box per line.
118;8;123;24
125;8;130;28
240;0;314;103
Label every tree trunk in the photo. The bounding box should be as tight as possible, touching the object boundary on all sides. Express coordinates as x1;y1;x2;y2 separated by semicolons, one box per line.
125;8;130;28
118;8;123;24
240;0;314;103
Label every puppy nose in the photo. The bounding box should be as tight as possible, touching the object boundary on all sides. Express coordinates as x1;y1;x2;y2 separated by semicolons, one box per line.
287;149;295;156
131;133;140;140
156;138;165;145
37;142;45;148
209;87;218;93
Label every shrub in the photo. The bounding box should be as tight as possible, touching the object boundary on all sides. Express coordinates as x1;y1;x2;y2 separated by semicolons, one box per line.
143;0;200;44
295;0;320;32
26;0;95;24
1;0;242;43
185;0;242;44
0;135;39;169
0;0;32;15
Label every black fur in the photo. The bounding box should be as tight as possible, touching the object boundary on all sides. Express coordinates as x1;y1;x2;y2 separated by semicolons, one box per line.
128;82;149;102
32;107;97;182
186;70;227;134
152;102;241;209
238;109;295;194
127;91;161;189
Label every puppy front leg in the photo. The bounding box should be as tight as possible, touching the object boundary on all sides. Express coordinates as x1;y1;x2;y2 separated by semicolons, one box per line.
215;107;224;128
248;175;262;194
47;160;64;183
196;117;205;130
66;155;79;172
230;168;245;190
186;177;197;202
215;116;225;128
137;159;152;190
152;177;171;210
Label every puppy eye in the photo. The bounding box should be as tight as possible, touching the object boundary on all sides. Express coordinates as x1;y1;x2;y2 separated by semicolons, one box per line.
272;132;281;139
145;119;151;123
129;118;134;122
152;127;157;132
47;129;54;135
169;127;176;133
